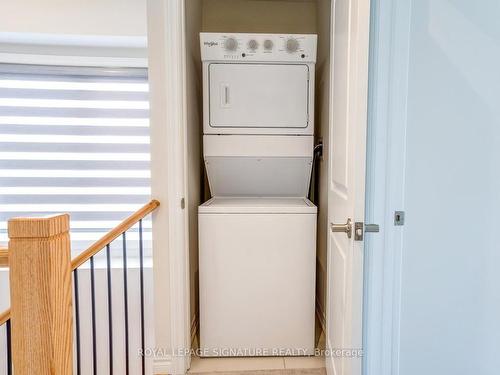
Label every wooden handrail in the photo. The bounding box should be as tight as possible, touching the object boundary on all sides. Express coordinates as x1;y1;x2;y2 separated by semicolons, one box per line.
0;308;9;326
0;246;7;268
0;246;9;325
0;199;160;328
71;199;160;270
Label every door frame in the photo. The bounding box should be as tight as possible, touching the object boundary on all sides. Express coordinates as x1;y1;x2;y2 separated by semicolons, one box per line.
362;0;412;374
148;0;191;374
148;0;413;374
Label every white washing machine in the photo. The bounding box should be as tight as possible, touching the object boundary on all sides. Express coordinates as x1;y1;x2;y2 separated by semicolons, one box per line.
199;33;317;356
199;197;316;356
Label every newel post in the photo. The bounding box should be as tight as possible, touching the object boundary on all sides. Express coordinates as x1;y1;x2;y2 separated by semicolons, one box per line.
8;214;73;374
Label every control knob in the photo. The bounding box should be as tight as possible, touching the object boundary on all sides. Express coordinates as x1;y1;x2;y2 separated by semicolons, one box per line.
224;37;238;51
263;39;274;50
286;38;300;53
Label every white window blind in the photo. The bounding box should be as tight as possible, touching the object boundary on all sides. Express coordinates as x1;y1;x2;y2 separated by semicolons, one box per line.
0;64;151;256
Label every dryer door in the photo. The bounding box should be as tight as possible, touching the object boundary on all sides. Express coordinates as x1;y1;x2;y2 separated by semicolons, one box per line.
208;63;309;129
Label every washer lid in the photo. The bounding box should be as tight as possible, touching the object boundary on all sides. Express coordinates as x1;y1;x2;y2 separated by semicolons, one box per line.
198;197;317;214
203;135;313;197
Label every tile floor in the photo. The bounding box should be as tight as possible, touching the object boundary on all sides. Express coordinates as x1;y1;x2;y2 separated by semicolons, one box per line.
188;355;325;374
188;320;326;374
189;370;326;375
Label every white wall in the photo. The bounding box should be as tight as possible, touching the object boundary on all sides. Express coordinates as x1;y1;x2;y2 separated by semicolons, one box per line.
367;0;500;374
0;0;146;36
201;0;317;33
399;1;500;373
0;0;147;65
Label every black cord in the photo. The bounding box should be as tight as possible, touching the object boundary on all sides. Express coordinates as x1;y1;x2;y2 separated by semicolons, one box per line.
309;142;323;203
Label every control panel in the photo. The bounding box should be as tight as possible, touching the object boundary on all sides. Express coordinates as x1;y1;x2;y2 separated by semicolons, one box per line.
200;33;317;62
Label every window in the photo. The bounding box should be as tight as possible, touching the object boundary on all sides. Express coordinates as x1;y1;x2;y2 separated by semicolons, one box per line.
0;64;151;257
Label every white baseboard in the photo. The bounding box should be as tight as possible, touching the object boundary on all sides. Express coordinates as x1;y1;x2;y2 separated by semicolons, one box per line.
153;357;173;375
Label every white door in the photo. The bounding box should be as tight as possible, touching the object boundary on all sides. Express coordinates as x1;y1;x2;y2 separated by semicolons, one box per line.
209;63;309;128
326;0;371;374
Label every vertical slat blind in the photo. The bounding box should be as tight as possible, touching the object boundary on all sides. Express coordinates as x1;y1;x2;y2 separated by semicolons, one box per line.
0;64;151;256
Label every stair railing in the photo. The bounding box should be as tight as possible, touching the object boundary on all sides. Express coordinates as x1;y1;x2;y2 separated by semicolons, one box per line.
0;199;160;375
0;247;7;268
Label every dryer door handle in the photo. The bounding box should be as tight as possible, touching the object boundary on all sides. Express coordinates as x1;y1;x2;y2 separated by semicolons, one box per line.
220;83;230;107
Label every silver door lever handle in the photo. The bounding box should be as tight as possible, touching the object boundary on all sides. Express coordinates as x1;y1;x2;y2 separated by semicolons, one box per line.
330;218;352;238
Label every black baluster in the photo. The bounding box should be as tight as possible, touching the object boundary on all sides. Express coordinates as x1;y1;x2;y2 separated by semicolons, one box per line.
139;220;146;374
123;232;129;375
6;319;11;375
74;269;81;375
90;256;97;375
106;244;114;374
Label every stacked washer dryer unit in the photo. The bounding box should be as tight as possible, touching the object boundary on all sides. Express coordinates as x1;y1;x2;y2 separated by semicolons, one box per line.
199;33;318;357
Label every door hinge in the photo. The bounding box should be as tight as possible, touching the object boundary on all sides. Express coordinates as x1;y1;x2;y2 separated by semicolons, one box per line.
181;197;185;209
